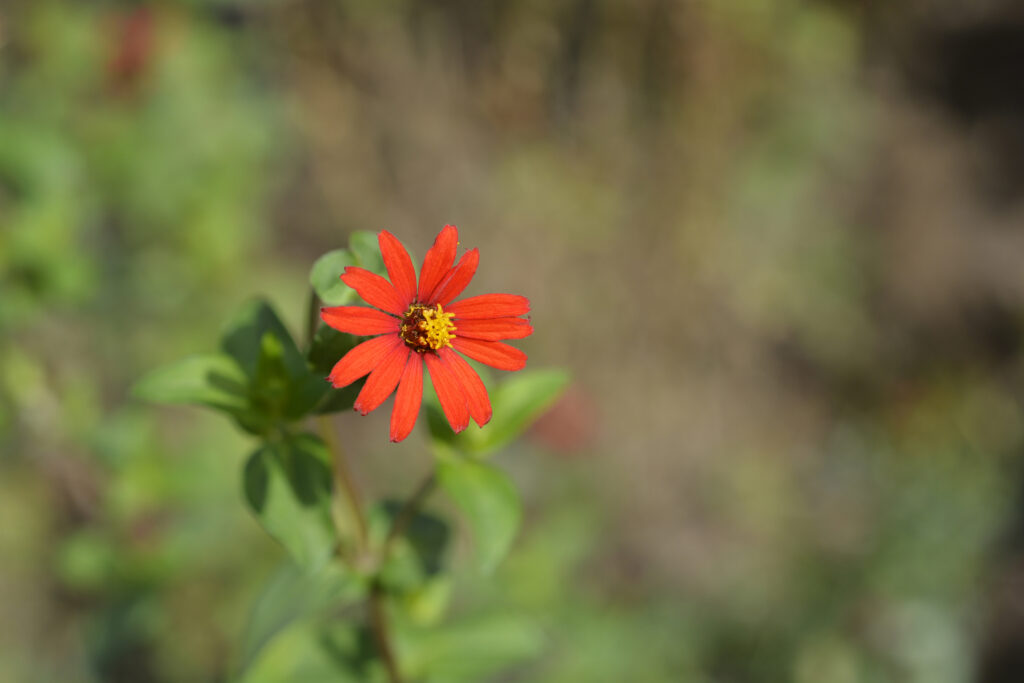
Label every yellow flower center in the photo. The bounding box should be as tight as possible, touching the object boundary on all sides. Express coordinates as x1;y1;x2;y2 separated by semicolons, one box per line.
400;303;456;352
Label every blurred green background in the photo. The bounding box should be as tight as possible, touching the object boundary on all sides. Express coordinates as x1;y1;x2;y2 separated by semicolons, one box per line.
5;1;1024;681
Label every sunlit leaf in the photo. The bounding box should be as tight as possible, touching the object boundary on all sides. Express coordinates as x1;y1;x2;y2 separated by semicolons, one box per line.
436;453;521;573
133;353;249;412
348;230;386;275
310;249;357;306
401;575;453;627
242;620;372;683
243;434;336;570
398;613;543;682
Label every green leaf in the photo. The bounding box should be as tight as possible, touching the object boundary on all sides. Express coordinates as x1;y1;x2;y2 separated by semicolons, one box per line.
305;231;394;413
348;230;386;275
436;454;521;573
316;622;387;682
424;400;455;446
221;299;307;380
284;372;330;420
133;353;249;412
251;331;291;417
221;299;329;421
309;249;357;306
371;501;451;597
475;369;570;454
306;326;361;414
399;614;543;682
243;434;336;570
135;300;333;432
427;369;570;456
237;562;363;678
308;231;388;309
401;575;453;627
241;621;372;683
307;325;358;377
381;502;450;577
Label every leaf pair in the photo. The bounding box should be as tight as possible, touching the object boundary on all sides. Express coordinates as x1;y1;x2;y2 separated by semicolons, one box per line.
134;298;358;433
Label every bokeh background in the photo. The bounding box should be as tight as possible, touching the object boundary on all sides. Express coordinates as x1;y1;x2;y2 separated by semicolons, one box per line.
5;0;1024;681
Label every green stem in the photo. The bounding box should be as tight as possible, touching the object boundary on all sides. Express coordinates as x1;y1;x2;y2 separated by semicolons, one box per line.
317;415;402;682
305;287;320;351
317;415;369;551
369;580;403;683
307;289;401;680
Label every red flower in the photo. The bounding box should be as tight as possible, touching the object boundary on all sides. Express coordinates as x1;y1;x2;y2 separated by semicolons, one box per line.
321;225;533;442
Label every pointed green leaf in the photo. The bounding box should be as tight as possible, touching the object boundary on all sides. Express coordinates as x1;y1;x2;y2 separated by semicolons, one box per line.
221;299;306;380
252;330;326;419
220;299;329;421
250;332;291;417
436;454;521;573
133;353;249;412
243;434;336;569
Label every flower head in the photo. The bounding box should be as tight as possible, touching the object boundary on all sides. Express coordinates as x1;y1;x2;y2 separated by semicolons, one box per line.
321;225;533;442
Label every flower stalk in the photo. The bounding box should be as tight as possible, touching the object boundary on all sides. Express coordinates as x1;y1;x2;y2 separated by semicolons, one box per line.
317;415;369;552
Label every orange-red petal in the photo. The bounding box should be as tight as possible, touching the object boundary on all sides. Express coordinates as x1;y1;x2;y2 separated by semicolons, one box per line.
454;317;532;341
439;347;491;427
354;344;410;415
424;352;470;433
327;334;401;388
417;225;458;302
447;294;530;320
451;337;527;371
378;231;417;308
321;306;399;335
390;353;424;442
428;248;479;306
340;266;407;315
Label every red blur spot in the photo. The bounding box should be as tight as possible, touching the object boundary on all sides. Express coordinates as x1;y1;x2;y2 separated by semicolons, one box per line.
106;7;156;94
528;384;597;455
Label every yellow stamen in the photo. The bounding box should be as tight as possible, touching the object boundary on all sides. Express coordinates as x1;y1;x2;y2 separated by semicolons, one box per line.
400;303;457;352
420;304;456;350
